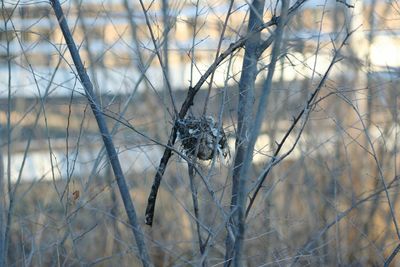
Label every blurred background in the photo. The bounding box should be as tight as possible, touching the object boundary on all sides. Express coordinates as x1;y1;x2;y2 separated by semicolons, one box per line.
1;0;400;266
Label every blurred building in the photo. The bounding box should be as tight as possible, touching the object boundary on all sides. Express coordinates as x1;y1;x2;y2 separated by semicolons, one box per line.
0;0;399;98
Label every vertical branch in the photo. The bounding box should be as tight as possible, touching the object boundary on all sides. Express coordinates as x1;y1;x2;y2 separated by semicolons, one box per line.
189;0;200;89
361;0;380;238
188;162;205;259
0;128;4;267
231;0;289;265
49;1;152;266
224;0;265;265
1;3;16;265
161;0;170;85
138;0;177;115
202;0;234;115
365;0;377;131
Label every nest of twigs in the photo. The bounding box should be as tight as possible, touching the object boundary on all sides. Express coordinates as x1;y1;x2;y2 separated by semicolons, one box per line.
176;116;228;161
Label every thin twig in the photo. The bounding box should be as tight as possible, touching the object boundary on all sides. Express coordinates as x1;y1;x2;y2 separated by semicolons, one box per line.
188;162;206;258
245;29;357;218
337;85;400;241
137;0;178;115
1;4;16;265
202;0;235;115
2;8;67;264
49;1;152;266
144;0;308;226
384;243;400;267
292;176;399;266
336;0;355;8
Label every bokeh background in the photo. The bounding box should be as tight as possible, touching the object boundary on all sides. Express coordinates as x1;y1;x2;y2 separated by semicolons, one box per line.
1;0;400;265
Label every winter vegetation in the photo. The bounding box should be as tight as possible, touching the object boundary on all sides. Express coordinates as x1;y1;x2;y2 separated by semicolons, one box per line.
1;0;400;266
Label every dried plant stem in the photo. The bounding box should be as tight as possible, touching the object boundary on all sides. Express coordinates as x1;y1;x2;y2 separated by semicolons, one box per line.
50;1;152;266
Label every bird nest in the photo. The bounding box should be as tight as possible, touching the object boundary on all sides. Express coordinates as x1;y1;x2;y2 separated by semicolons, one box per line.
176;116;228;161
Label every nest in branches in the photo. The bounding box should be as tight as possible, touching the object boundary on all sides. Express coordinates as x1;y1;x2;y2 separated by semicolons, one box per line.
176;116;228;161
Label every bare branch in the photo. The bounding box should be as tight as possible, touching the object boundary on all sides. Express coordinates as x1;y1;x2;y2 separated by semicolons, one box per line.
49;1;152;266
245;28;358;217
144;0;308;226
